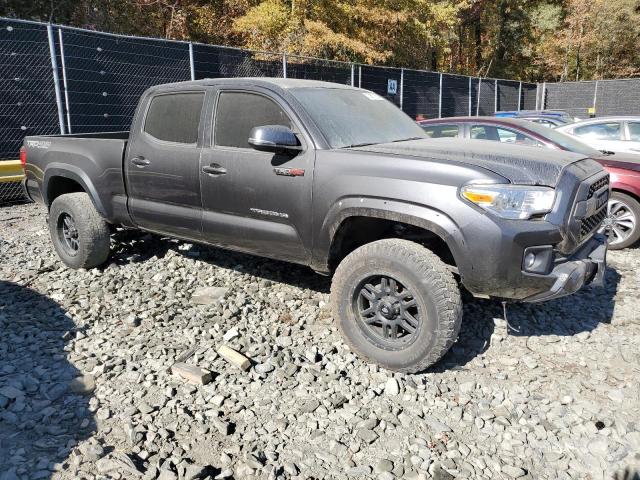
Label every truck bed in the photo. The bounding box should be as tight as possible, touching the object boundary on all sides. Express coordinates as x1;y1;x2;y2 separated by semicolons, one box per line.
23;132;131;223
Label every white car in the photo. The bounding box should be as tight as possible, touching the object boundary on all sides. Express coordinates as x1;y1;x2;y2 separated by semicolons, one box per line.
556;116;640;155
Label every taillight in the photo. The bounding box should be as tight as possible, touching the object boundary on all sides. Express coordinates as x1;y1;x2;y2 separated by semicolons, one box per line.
19;146;26;169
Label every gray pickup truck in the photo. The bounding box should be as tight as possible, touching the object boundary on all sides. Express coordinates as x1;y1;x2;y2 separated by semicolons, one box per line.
22;78;609;372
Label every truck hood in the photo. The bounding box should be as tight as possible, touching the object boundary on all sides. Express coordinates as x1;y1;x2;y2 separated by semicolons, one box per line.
352;138;589;187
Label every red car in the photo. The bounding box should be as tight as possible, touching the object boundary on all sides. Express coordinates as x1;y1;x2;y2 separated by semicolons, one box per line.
419;117;640;249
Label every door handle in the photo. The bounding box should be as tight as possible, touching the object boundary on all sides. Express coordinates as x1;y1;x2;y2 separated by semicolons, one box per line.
202;164;227;175
131;156;150;167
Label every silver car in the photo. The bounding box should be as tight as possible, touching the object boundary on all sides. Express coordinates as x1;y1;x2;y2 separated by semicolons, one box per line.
556;116;640;155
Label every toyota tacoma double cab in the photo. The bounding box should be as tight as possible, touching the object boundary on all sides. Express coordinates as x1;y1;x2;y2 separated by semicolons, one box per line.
21;78;609;372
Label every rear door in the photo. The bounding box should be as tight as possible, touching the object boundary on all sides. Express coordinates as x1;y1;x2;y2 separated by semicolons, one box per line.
199;88;314;263
125;90;207;238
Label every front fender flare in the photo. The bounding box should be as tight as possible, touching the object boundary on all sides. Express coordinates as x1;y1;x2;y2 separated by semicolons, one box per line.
312;196;468;273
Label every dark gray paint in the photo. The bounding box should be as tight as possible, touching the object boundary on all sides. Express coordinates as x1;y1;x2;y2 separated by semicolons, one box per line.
354;138;588;187
23;77;608;302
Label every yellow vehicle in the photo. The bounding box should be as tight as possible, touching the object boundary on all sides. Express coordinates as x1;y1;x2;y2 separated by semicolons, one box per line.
0;160;24;184
0;159;25;203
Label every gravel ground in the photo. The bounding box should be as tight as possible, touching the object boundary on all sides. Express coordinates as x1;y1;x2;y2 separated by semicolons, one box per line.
1;202;639;480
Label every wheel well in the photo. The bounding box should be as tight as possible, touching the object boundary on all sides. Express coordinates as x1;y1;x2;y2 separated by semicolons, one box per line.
328;216;456;271
47;176;85;206
612;188;640;204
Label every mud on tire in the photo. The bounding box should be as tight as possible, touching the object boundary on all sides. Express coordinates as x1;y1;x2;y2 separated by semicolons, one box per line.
48;192;111;269
330;238;462;373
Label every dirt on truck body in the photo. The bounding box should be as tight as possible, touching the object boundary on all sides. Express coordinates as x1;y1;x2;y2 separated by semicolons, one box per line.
22;78;608;372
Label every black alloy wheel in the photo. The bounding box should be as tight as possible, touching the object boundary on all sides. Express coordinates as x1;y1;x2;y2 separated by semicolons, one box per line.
57;212;80;256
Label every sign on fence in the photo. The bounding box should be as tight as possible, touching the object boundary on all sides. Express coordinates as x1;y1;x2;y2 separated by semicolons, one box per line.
387;79;398;95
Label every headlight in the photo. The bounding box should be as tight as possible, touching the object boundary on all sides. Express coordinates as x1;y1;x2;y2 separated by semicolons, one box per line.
461;184;556;219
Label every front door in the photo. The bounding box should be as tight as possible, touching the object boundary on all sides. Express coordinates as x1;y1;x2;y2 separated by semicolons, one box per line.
199;89;313;264
125;90;206;238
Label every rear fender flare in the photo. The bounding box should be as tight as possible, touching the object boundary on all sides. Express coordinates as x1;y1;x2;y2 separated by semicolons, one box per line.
43;163;108;218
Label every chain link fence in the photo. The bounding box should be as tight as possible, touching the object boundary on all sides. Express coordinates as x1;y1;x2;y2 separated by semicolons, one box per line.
0;180;25;205
542;78;640;118
0;16;537;203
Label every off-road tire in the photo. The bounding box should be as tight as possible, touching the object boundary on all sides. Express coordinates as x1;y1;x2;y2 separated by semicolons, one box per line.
49;192;111;269
330;239;462;373
606;192;640;250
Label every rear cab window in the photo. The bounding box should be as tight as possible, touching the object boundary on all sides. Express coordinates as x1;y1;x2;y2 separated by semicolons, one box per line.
214;91;292;148
422;124;460;138
144;92;205;144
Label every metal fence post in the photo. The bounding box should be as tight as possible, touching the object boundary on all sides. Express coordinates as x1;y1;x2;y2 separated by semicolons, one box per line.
282;52;287;78
188;42;195;80
350;64;355;87
518;81;522;111
399;68;404;111
57;28;72;133
494;79;498;113
438;73;443;118
476;78;482;116
47;24;66;134
593;81;599;115
535;84;540;110
468;77;472;116
358;65;362;88
541;81;547;110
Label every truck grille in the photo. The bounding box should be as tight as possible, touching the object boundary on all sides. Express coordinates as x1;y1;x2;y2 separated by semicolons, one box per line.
580;208;607;239
588;175;609;199
579;174;609;240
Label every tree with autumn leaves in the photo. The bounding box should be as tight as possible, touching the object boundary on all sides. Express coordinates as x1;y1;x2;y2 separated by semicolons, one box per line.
2;0;640;81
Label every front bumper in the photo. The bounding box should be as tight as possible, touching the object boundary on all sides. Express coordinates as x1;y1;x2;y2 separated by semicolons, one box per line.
522;234;607;303
458;210;608;302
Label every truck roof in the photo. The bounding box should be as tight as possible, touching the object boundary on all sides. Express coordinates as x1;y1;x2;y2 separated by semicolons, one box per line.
149;77;359;92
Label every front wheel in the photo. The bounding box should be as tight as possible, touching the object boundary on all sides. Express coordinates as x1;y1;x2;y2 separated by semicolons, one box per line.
600;192;640;250
49;192;111;269
330;239;462;373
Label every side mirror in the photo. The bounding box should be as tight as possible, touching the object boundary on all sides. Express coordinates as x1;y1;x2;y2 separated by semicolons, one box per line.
248;125;301;153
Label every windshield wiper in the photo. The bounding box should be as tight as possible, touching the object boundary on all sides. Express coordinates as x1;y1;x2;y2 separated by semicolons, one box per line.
342;142;379;149
391;137;424;143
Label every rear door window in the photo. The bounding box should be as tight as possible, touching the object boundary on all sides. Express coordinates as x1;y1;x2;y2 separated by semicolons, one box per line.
421;124;460;138
214;91;292;148
471;125;542;147
573;122;622;140
144;92;204;144
627;122;640;141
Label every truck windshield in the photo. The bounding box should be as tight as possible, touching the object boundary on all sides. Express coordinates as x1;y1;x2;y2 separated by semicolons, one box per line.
290;88;426;149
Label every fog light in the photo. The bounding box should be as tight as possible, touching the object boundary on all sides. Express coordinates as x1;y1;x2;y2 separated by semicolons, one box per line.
522;245;554;274
525;252;536;269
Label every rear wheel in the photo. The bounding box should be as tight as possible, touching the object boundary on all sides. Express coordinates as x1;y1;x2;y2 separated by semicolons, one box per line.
49;192;111;269
330;239;462;373
600;192;640;250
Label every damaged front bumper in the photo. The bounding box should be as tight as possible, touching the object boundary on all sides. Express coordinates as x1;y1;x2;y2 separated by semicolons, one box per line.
523;233;607;303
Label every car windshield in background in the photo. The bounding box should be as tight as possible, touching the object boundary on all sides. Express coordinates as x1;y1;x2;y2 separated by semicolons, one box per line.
290;88;426;149
522;121;602;156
